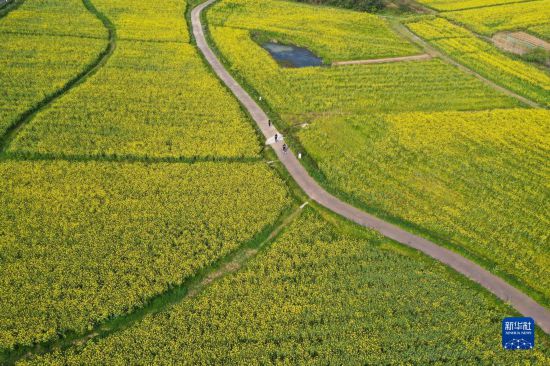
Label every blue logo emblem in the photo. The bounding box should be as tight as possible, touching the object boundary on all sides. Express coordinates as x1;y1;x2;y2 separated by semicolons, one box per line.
502;317;534;350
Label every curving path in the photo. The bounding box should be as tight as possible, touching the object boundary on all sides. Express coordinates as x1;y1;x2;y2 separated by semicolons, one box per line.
192;0;550;334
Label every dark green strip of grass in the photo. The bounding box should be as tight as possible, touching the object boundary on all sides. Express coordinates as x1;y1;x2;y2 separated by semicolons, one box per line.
1;151;263;165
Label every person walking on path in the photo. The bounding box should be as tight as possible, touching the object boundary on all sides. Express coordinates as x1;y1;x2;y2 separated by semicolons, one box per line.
268;119;271;127
274;133;278;143
283;143;288;153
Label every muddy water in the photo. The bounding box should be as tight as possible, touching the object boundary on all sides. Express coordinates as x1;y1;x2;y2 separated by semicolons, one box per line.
262;42;323;68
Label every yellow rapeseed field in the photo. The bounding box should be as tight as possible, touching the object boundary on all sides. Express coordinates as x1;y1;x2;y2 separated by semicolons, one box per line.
443;0;550;40
0;0;107;135
299;109;550;300
0;160;289;349
407;17;550;106
18;209;550;364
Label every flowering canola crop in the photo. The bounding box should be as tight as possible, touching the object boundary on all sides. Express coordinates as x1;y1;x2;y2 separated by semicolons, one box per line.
407;18;550;106
443;0;550;40
416;0;529;11
18;209;550;364
207;0;420;62
0;0;107;136
0;160;289;349
298;109;550;300
7;0;260;158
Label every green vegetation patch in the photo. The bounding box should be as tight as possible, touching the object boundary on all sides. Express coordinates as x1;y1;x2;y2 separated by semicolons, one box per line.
298;109;550;302
18;209;550;364
208;0;420;62
294;0;384;13
0;160;290;349
407;18;550;107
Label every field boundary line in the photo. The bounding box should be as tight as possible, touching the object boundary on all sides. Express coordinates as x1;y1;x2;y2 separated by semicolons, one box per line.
0;0;117;154
193;0;550;334
390;20;543;108
0;151;263;165
441;0;540;12
2;205;302;365
0;29;107;40
332;53;432;66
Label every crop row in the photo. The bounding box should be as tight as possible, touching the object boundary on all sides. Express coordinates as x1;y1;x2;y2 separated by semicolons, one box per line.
7;0;261;159
18;209;550;364
298;109;550;301
0;0;108;137
442;0;550;40
417;0;530;11
407;18;550;106
208;24;518;125
0;160;290;350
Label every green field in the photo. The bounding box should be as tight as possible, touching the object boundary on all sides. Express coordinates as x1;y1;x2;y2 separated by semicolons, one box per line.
0;0;106;136
17;209;550;364
441;0;550;40
406;17;550;106
207;0;549;303
1;0;549;363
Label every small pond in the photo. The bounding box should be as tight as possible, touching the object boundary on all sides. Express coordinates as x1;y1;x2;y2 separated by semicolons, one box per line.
262;42;323;68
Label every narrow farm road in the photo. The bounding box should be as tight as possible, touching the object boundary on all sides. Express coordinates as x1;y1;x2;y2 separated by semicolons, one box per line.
389;21;543;109
192;0;550;334
332;53;432;66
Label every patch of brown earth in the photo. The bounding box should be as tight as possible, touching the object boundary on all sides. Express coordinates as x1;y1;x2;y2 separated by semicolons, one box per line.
492;31;550;55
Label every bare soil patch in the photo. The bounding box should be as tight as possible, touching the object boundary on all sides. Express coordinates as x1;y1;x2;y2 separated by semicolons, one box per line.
493;31;550;65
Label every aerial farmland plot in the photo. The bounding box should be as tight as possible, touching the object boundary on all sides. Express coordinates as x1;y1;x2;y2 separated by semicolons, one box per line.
1;0;549;364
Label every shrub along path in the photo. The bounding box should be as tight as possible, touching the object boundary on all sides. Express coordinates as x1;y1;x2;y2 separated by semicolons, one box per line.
192;0;550;334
